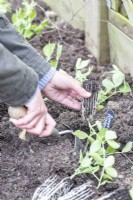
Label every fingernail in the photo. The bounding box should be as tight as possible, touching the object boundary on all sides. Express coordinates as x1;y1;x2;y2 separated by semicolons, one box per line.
74;103;81;110
9;118;13;122
85;92;91;97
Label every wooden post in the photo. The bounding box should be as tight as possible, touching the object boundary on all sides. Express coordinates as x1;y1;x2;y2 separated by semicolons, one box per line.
108;8;133;77
85;0;110;64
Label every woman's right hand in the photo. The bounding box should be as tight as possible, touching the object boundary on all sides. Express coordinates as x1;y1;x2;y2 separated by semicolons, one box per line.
9;88;56;137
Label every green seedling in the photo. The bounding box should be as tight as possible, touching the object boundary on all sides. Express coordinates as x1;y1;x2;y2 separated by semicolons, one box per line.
98;65;131;104
12;0;49;39
75;58;93;83
71;121;133;188
43;42;63;68
130;188;133;200
0;0;11;14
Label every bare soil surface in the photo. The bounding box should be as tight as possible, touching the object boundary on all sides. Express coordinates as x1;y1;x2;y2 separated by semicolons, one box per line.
0;1;133;200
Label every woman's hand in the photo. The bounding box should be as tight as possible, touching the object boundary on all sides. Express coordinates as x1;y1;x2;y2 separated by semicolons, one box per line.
43;71;91;110
10;88;56;137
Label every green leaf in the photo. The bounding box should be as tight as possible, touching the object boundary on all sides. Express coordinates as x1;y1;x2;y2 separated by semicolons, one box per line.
102;79;115;91
104;156;115;168
100;180;111;186
41;19;49;27
129;188;133;200
112;65;119;72
112;73;124;87
98;90;108;103
75;58;82;69
79;167;91;173
12;13;17;24
106;146;116;154
73;130;88;139
97;148;105;156
96;121;103;131
29;10;36;20
43;43;56;61
97;104;104;110
105;167;118;178
111;65;125;77
99;90;107;95
105;131;117;140
90;140;101;153
90;152;103;165
103;173;113;180
87;136;95;143
80;166;99;174
50;60;57;68
81;156;92;168
97;128;107;140
119;82;131;94
79;150;84;163
92;166;100;173
107;139;120;149
56;44;63;65
122;142;133;153
76;58;90;69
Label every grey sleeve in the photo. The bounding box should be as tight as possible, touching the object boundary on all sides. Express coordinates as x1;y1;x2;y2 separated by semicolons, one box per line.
0;43;38;106
0;14;51;81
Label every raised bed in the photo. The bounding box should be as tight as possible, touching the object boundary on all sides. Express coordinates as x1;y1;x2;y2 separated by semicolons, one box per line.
45;0;133;77
0;1;133;200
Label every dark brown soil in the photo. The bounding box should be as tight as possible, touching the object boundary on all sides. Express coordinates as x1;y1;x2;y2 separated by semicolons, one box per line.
1;1;133;200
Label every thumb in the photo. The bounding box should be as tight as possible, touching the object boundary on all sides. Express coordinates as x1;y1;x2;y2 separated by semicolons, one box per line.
71;80;91;98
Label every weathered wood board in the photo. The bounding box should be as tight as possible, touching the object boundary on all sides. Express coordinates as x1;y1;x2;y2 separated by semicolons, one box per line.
44;0;86;30
44;0;133;77
122;0;133;24
109;8;133;40
44;0;110;64
108;22;133;77
85;0;110;64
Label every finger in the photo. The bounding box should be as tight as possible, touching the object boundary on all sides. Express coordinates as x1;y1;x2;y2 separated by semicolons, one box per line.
39;114;56;137
16;114;42;130
61;97;82;110
9;107;46;126
70;79;91;98
9;112;40;126
68;90;82;99
26;114;46;135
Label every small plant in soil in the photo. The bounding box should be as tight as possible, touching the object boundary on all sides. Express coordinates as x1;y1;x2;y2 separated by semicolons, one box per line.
0;0;11;14
12;0;49;39
98;65;131;105
71;121;133;188
130;188;133;200
43;42;63;68
75;58;93;83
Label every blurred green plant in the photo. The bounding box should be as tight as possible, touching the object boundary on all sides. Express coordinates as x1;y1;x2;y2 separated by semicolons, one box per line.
75;58;93;83
0;0;11;14
98;65;131;104
71;121;133;188
130;188;133;200
12;0;49;39
43;42;63;68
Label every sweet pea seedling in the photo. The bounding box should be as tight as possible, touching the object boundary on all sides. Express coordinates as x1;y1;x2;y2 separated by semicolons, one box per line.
98;65;131;104
75;58;93;84
43;42;63;68
0;0;11;14
12;0;49;39
72;121;133;188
